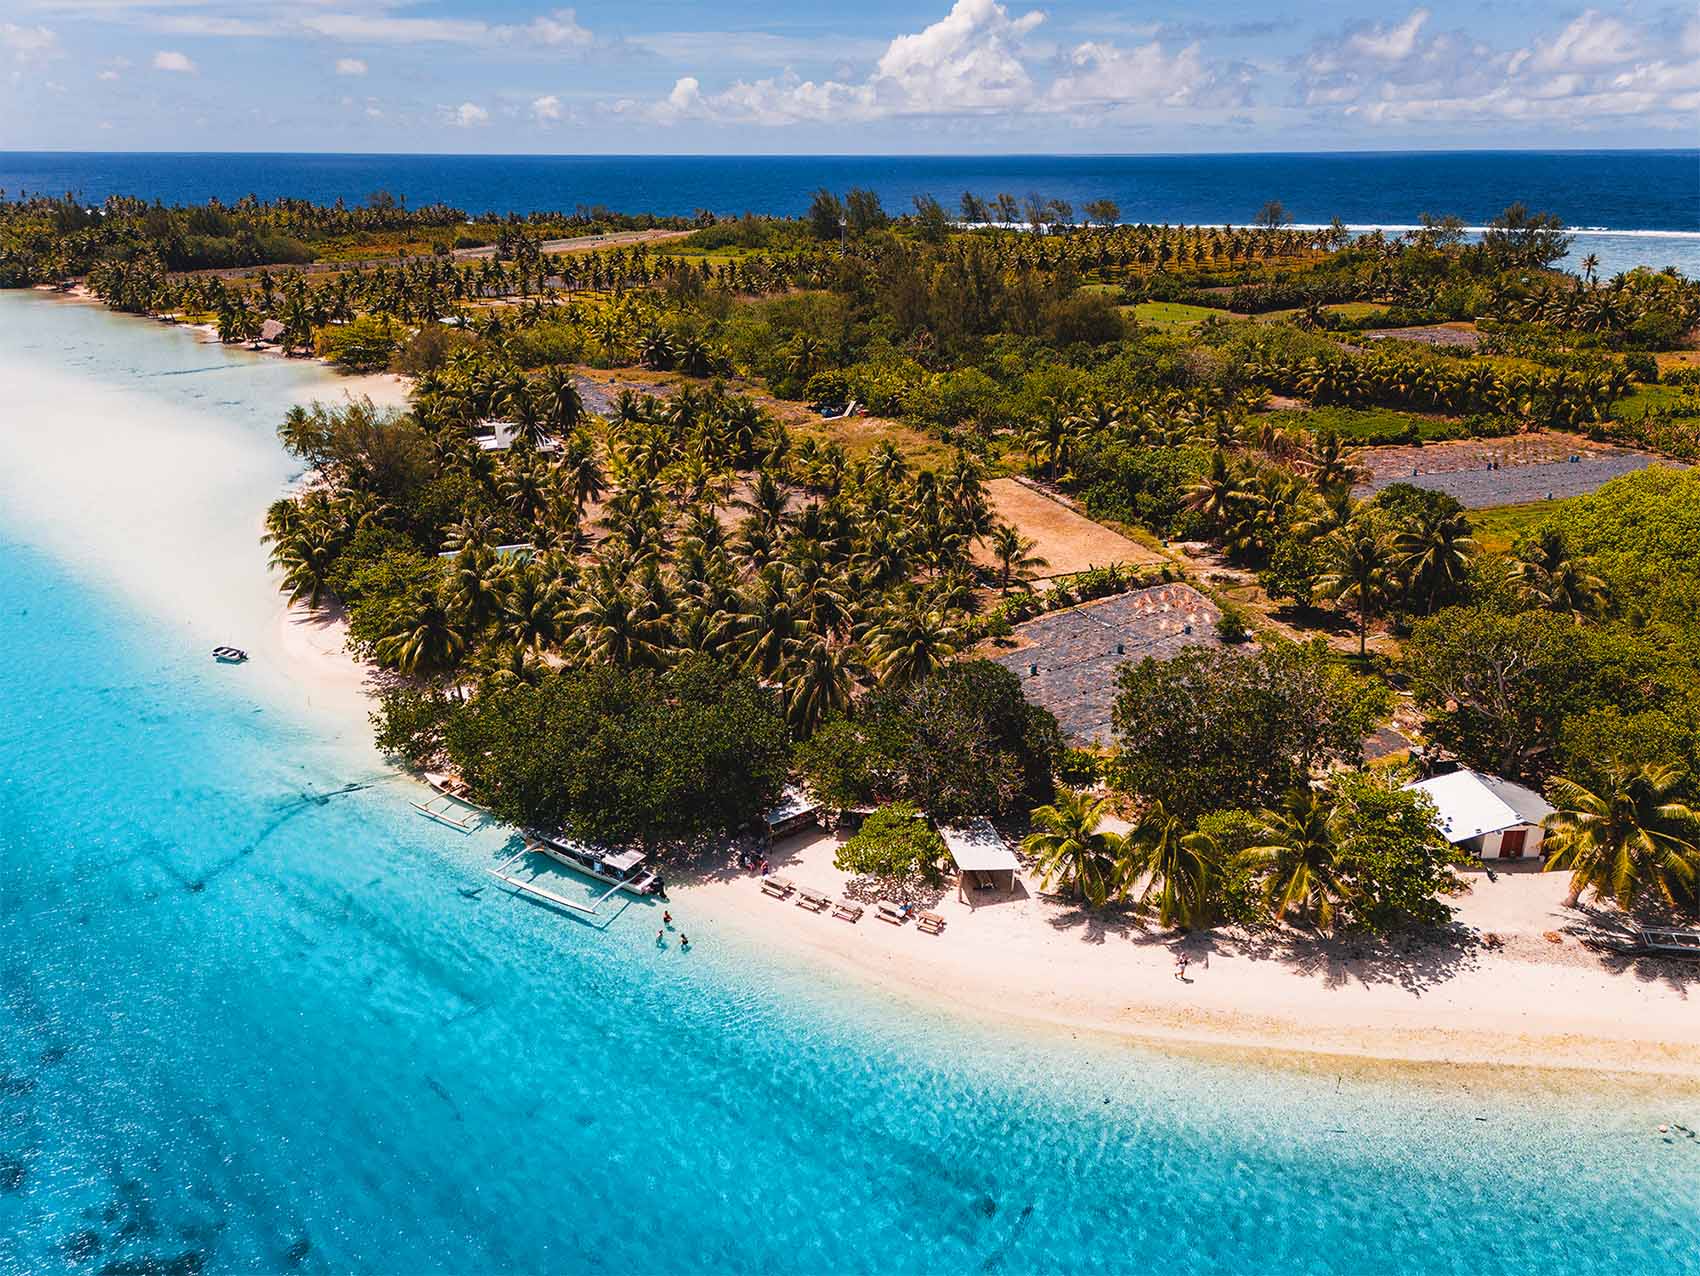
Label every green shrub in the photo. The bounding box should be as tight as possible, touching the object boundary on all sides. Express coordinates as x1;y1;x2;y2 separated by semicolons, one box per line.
835;802;947;884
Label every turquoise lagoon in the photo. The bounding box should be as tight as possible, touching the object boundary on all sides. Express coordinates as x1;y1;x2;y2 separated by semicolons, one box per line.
1;291;1699;1274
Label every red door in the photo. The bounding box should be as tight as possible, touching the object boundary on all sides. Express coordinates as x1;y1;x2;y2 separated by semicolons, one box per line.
1499;828;1528;859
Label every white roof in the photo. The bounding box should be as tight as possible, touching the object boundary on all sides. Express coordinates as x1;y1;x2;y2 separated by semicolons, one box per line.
1402;769;1555;843
941;818;1020;872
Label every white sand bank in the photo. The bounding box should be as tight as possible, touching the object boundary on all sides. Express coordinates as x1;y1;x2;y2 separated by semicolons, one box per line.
674;830;1700;1079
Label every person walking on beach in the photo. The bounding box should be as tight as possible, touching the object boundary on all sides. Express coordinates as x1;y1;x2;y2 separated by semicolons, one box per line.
1173;952;1190;981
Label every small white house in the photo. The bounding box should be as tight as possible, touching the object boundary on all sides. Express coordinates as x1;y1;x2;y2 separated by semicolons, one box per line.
1403;769;1556;860
472;420;560;454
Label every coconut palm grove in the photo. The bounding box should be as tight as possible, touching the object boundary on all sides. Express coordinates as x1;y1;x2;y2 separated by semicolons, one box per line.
6;186;1700;929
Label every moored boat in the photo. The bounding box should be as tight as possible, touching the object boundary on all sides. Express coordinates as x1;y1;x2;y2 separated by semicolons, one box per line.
211;646;248;663
526;831;663;896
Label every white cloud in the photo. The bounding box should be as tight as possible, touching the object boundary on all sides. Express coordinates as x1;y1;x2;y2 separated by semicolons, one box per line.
1528;10;1641;72
651;0;1055;124
335;56;366;76
97;67;119;80
530;9;591;49
151;15;278;37
647;0;1257;126
1;23;59;61
1348;9;1428;62
301;8;592;51
531;93;563;122
1049;39;1231;110
443;101;489;127
873;0;1043;111
1295;6;1700;129
152;49;195;73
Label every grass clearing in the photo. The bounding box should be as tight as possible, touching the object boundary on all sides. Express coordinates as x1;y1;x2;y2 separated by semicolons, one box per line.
1469;500;1569;554
1124;301;1230;328
1265;405;1466;444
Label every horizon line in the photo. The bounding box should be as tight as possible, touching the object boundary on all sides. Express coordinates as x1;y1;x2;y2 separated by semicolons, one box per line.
2;146;1696;161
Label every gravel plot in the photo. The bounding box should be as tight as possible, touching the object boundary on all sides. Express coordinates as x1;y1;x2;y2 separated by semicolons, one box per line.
991;583;1220;744
1361;452;1667;508
1364;324;1482;349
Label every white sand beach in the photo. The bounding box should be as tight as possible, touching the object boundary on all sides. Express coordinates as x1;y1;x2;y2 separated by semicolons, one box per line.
0;293;403;749
675;827;1700;1080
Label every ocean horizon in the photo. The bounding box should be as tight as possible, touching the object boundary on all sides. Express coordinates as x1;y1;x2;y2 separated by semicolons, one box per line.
2;149;1696;277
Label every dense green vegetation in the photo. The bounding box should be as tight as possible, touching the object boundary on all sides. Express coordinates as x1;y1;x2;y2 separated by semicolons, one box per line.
10;187;1700;927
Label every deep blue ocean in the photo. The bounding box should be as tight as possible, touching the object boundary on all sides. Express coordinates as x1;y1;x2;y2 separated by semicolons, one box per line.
2;150;1696;277
3;268;1700;1269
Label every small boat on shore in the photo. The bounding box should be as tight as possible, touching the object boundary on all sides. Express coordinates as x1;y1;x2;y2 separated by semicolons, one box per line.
212;646;248;663
525;832;663;897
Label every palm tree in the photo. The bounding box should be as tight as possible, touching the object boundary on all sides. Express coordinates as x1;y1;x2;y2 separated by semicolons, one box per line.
864;602;960;688
558;430;606;514
783;636;858;738
1119;802;1218;929
1510;528;1609;622
268;523;339;608
1319;525;1392;657
375;587;466;674
1394;506;1475;613
988;523;1048;593
537;366;584;436
1543;764;1700;910
497;565;565;652
1238;788;1354;930
569;574;673;668
1182;450;1242;529
1306;431;1358;492
725;567;804;680
1024;789;1124;908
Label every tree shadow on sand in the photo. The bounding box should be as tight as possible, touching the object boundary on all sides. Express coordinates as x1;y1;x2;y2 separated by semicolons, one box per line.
1562;899;1700;996
1042;893;1480;994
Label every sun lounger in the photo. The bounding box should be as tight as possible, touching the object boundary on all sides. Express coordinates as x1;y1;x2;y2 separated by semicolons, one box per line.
876;900;906;924
833;900;864;922
761;875;794;898
917;911;946;934
796;888;832;912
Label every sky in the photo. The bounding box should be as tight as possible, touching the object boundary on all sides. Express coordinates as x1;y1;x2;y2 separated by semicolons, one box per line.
0;0;1696;153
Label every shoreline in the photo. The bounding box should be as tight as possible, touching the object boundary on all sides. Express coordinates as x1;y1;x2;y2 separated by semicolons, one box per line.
21;286;1700;1083
675;829;1700;1083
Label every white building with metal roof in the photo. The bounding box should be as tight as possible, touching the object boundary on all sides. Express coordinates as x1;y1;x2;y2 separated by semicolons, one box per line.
1402;769;1556;861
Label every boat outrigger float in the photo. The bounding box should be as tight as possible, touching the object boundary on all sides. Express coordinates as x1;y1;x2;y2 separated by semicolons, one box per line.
484;833;665;916
410;772;483;833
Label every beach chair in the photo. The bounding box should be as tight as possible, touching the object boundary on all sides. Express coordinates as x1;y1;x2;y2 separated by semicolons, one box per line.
876;900;906;925
796;888;832;912
917;911;946;934
833;900;865;923
761;875;794;898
